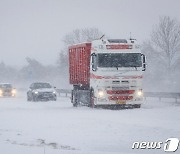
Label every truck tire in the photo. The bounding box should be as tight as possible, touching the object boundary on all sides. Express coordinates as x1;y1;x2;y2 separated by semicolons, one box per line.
71;90;74;104
72;90;79;107
133;104;141;108
89;88;95;108
73;97;78;107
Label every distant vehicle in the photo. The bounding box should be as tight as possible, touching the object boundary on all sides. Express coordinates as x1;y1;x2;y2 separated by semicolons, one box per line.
0;83;16;97
27;82;57;101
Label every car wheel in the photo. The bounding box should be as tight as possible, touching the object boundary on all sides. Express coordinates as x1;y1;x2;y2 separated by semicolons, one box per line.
27;96;30;101
51;96;57;101
27;94;32;101
33;96;38;102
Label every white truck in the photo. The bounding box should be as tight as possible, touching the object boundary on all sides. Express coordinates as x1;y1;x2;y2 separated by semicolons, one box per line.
69;39;146;108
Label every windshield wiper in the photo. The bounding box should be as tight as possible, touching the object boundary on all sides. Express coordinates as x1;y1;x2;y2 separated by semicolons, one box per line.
125;64;138;70
131;66;138;70
114;65;122;70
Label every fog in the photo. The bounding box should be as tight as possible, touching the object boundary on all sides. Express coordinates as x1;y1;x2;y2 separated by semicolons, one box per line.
0;0;180;91
0;2;180;153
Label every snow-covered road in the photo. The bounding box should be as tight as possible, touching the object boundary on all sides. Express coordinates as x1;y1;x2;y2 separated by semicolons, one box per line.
0;92;180;154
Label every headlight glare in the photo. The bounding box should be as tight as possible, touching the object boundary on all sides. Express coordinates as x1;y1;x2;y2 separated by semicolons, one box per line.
12;89;16;94
34;91;38;94
137;90;143;97
98;90;106;98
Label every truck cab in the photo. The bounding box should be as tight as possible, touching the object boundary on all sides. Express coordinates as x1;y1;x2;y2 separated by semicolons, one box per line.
89;39;146;108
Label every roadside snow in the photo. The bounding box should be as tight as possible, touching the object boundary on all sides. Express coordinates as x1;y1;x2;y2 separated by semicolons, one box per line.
0;93;180;154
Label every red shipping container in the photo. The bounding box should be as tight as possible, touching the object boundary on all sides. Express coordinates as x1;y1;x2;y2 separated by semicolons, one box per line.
69;43;91;86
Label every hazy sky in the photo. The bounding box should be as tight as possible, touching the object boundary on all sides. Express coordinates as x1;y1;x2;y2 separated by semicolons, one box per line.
0;0;180;67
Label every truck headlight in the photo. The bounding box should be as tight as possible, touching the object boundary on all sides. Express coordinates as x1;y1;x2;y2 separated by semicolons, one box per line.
98;90;106;98
137;90;143;97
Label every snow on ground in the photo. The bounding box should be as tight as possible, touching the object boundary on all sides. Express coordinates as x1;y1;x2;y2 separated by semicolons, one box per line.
0;92;180;154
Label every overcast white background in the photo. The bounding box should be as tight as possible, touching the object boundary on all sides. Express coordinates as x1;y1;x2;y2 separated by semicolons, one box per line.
0;0;180;67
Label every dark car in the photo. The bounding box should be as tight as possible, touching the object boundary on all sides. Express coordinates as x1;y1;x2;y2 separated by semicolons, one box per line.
27;82;57;101
0;83;16;97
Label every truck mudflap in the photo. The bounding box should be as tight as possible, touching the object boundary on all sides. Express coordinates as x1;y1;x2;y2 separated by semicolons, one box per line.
71;89;91;107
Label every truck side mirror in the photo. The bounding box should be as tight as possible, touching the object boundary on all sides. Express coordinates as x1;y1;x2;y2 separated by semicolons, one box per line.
142;63;146;71
91;53;97;71
142;54;146;71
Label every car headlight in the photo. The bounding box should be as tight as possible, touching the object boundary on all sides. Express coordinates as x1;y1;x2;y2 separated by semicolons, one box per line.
53;91;56;94
0;89;3;95
34;91;38;94
12;89;16;94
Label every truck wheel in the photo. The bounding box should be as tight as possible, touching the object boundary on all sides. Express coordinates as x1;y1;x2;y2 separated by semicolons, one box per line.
73;97;78;107
71;90;74;104
73;101;78;107
133;104;141;108
90;88;95;108
72;90;78;107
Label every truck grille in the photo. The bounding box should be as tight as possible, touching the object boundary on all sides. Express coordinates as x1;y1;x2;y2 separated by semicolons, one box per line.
112;80;129;84
107;90;134;101
109;96;133;101
112;86;129;90
107;90;135;95
112;81;120;84
121;80;129;83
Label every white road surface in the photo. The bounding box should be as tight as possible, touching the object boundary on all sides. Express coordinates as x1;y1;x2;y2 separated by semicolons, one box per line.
0;92;180;154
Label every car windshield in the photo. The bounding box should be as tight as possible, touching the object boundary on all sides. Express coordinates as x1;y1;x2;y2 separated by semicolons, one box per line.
98;53;142;68
0;84;12;88
33;83;52;89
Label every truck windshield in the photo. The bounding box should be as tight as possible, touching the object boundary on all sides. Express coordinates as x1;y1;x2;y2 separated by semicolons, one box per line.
98;53;142;68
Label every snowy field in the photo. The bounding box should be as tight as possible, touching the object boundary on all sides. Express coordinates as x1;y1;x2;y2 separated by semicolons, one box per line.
0;92;180;154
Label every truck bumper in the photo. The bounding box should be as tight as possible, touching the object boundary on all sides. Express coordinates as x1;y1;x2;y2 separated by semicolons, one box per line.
94;104;141;109
95;98;144;106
